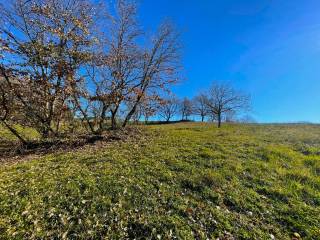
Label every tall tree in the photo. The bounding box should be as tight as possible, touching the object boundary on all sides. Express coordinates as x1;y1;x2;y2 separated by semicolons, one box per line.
122;22;181;127
90;0;141;130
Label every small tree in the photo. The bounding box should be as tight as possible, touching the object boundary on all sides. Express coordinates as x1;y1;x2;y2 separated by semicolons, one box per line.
225;110;236;123
158;97;178;122
239;114;256;123
179;97;193;121
193;93;209;122
205;82;250;128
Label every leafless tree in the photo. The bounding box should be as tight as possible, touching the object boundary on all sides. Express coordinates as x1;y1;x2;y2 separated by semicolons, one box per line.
89;0;142;130
89;0;181;129
122;22;181;127
179;97;193;120
239;114;256;123
158;97;179;122
204;82;250;128
225;110;236;123
193;93;209;122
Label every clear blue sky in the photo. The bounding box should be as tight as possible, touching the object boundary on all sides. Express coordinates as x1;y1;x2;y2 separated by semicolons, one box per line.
139;0;320;123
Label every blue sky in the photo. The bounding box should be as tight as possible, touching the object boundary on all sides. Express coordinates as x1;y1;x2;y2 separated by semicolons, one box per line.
139;0;320;123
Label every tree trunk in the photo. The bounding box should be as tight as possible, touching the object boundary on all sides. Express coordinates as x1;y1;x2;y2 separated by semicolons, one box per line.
55;118;61;134
41;120;53;138
2;121;28;145
111;114;117;130
122;104;137;127
72;92;95;134
98;103;108;133
111;105;120;130
123;90;146;127
217;114;221;128
201;115;204;122
78;105;95;134
42;128;49;139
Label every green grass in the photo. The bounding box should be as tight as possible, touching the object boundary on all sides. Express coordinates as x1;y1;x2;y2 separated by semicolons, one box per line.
0;123;40;142
0;123;319;239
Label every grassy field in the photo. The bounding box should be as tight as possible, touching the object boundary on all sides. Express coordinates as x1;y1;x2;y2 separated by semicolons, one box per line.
0;123;319;239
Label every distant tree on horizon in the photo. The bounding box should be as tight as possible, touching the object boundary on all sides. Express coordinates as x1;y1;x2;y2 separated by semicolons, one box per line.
193;93;210;122
179;97;193;121
225;110;237;123
204;82;250;128
239;114;257;124
158;97;179;122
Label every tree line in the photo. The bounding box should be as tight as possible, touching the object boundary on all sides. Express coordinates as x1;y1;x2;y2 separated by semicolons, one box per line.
0;0;251;145
143;82;251;127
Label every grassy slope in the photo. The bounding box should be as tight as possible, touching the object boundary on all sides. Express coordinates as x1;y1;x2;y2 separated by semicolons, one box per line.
0;124;39;144
0;123;319;239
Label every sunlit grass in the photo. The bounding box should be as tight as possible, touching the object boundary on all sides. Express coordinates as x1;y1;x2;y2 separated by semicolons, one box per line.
0;123;40;142
0;123;319;239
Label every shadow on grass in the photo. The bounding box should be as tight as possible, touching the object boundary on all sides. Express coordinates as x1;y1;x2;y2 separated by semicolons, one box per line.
139;120;195;125
0;127;141;162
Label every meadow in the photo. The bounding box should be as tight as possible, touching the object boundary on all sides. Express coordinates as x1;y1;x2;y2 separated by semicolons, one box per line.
0;123;319;239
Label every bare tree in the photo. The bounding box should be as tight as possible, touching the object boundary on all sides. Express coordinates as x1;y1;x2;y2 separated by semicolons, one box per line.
193;93;209;122
179;97;193;121
122;22;181;127
205;82;250;128
225;110;236;123
90;1;181;129
158;97;179;122
90;0;141;130
239;114;256;124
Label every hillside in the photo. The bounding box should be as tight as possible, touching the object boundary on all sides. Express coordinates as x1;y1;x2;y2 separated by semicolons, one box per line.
0;123;319;239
